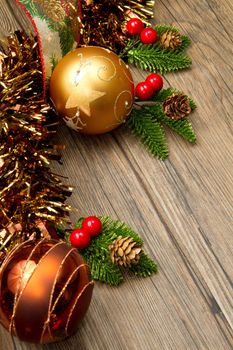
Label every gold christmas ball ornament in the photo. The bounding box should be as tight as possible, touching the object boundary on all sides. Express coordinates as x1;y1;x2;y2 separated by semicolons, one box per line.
50;46;134;135
0;239;94;344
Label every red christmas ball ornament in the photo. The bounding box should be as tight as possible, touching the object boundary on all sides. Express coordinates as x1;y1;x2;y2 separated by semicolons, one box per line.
126;18;144;36
0;239;94;344
7;260;37;294
140;28;157;45
146;73;164;92
135;82;154;101
82;216;103;237
70;228;91;249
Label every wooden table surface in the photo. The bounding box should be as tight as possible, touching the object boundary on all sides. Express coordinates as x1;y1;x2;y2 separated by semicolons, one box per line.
0;1;233;349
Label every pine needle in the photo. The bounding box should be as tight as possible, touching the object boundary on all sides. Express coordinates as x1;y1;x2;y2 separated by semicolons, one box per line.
126;109;169;160
127;43;192;74
88;256;123;286
150;89;197;143
126;24;192;74
159;113;197;143
72;216;157;286
130;253;157;277
50;55;59;73
126;89;197;157
152;88;177;103
59;19;75;56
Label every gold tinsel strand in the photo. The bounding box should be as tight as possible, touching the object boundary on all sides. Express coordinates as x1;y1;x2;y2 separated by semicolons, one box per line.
109;236;142;267
0;32;72;259
79;0;155;52
163;93;192;120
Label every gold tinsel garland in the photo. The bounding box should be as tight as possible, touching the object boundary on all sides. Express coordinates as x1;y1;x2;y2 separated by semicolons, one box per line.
79;0;155;52
0;32;72;260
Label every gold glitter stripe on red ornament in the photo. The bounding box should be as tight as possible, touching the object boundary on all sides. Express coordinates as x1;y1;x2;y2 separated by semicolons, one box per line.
41;262;89;343
40;247;77;342
13;241;71;343
9;239;46;335
65;280;94;335
9;240;64;336
11;238;47;319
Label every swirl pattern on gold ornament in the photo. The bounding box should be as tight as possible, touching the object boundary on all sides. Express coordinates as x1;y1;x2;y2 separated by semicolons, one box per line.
50;46;135;135
94;55;117;82
119;59;135;84
111;90;134;129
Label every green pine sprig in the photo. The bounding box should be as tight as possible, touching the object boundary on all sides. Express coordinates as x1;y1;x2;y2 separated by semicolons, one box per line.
58;19;76;56
126;109;169;160
150;104;196;144
65;216;157;286
20;0;38;16
130;252;158;277
127;43;192;74
126;89;197;159
126;25;192;74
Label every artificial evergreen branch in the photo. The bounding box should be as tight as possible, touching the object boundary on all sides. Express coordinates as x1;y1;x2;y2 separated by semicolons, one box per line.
50;55;59;73
126;109;169;160
130;252;157;277
149;104;197;143
127;89;197;158
88;255;123;286
153;88;197;109
162;115;196;143
58;19;76;56
126;25;192;74
127;42;192;74
68;216;157;286
152;87;177;103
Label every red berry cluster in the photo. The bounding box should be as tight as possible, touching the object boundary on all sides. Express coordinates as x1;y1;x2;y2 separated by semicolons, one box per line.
126;18;157;45
135;73;164;101
70;216;102;249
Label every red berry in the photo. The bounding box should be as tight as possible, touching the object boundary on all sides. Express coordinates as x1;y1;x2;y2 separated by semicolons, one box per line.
82;216;102;237
140;28;157;45
135;82;154;101
70;228;90;249
126;18;144;36
146;73;163;92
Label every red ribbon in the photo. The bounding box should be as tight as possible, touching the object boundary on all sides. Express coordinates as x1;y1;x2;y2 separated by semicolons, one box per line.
15;0;46;97
78;0;83;19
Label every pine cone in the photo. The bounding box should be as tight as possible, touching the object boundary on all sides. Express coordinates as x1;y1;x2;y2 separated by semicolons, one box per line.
160;30;182;49
109;236;142;267
34;0;66;22
163;93;192;120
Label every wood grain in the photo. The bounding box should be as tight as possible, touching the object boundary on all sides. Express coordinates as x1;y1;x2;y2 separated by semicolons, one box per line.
0;0;232;349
